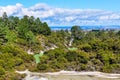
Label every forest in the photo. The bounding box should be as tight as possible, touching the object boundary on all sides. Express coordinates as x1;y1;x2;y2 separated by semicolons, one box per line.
0;12;120;80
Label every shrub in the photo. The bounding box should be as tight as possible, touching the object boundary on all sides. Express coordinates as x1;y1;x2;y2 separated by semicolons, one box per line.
0;66;5;75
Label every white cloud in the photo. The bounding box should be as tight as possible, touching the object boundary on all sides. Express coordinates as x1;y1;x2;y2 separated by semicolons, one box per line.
0;3;23;16
29;3;50;11
99;13;120;20
0;3;120;26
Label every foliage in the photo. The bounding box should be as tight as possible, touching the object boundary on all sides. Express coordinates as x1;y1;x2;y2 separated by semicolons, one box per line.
0;12;120;79
0;66;5;75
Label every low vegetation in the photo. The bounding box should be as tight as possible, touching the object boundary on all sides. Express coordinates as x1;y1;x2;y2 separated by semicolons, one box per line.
0;12;120;79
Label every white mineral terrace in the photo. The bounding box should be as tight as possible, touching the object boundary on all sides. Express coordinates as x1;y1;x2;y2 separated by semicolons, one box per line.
16;69;120;80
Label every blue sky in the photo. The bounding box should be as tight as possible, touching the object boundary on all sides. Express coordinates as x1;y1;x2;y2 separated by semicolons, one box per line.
0;0;120;26
0;0;120;11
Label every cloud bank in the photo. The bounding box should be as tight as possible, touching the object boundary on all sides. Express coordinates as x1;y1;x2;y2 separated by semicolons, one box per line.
0;3;120;26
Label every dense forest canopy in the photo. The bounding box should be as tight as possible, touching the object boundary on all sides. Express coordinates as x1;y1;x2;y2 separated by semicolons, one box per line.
0;12;120;80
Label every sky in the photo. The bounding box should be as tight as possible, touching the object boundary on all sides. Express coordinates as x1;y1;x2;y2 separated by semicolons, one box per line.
0;0;120;26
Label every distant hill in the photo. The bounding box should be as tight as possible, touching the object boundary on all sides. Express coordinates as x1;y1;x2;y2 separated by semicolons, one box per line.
50;25;120;30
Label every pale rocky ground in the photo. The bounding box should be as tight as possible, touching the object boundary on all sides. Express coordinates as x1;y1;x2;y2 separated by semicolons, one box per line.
16;70;120;80
46;75;120;80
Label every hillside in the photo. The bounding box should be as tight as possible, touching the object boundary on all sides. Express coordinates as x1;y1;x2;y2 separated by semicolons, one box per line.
0;13;120;79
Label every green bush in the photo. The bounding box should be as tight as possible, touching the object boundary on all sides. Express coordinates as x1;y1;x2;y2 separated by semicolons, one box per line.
37;64;48;71
66;51;78;61
0;66;5;75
